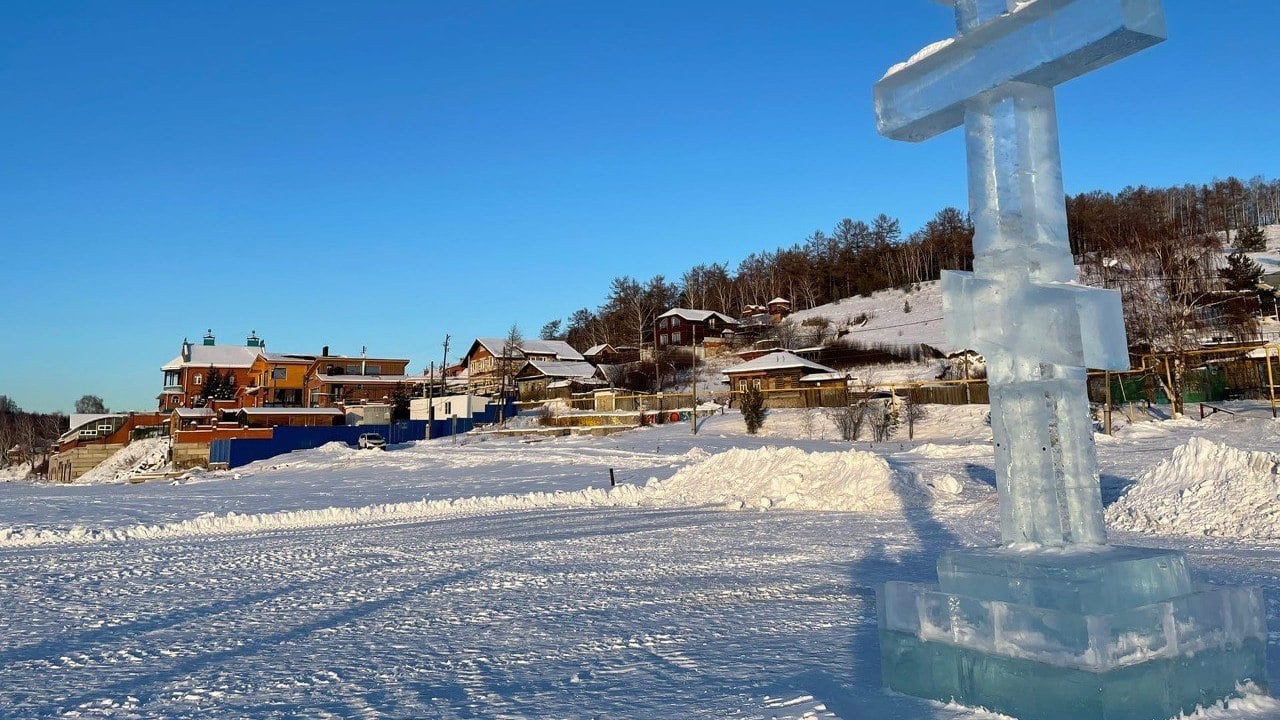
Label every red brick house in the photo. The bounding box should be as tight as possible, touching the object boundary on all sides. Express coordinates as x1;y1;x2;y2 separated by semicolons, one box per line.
159;331;265;411
654;309;738;348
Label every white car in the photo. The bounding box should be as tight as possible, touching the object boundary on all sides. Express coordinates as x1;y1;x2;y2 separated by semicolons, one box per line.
357;432;386;450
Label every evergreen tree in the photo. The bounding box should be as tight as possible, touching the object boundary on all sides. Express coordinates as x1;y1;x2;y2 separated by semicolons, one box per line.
740;386;766;435
539;319;563;341
1221;250;1264;291
1233;225;1267;252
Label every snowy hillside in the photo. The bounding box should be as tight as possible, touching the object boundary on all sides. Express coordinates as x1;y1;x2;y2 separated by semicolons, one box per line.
787;281;954;354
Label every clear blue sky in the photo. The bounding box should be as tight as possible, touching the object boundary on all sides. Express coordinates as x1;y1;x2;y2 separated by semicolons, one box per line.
2;0;1276;413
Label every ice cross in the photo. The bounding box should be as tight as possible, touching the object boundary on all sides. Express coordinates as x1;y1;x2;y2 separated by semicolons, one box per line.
874;0;1165;546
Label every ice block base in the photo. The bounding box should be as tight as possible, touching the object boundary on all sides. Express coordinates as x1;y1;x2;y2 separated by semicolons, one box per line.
878;546;1269;719
880;629;1266;720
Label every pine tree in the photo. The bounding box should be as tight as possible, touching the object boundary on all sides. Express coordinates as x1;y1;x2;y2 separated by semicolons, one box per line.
1220;250;1264;291
1233;225;1267;252
741;386;766;434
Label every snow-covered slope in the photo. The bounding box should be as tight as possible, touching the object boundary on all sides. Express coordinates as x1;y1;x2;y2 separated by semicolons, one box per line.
787;281;953;353
77;437;171;484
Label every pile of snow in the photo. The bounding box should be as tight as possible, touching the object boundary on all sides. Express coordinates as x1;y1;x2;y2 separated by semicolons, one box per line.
1106;437;1280;539
77;438;172;484
900;442;989;458
0;446;944;547
649;446;929;512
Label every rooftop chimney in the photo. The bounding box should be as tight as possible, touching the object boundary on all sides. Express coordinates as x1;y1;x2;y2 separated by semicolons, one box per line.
246;330;263;348
203;329;216;346
322;345;330;357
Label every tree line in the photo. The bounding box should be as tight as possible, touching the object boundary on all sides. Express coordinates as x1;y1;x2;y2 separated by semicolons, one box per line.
551;175;1276;352
0;396;69;474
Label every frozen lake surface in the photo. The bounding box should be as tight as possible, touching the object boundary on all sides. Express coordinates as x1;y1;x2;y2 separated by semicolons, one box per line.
2;408;1279;718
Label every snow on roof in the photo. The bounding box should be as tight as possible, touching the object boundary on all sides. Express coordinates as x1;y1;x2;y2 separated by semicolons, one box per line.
473;338;584;362
546;378;606;389
162;344;262;371
657;308;739;325
238;407;343;416
522;360;600;380
69;413;124;432
768;297;791;305
583;344;613;356
800;371;851;383
173;408;215;418
722;351;838;376
314;374;413;384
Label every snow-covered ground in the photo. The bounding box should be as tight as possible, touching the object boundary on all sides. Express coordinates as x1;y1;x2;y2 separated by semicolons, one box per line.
2;407;1280;718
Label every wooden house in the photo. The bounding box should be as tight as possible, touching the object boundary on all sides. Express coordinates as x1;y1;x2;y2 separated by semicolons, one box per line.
515;360;607;401
461;338;585;395
722;351;849;408
654;309;738;349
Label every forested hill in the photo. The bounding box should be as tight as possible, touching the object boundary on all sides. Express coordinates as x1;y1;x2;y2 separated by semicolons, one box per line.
551;176;1280;351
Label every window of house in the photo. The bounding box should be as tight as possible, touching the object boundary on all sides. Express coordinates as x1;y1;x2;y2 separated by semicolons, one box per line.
660;334;668;346
671;331;681;344
272;367;287;380
738;380;747;392
194;374;202;385
345;365;361;374
97;423;114;434
79;428;98;438
753;379;762;390
444;401;452;415
365;365;381;376
672;317;681;327
660;318;668;329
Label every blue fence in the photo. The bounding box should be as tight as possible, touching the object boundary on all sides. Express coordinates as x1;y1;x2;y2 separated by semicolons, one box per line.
213;400;516;469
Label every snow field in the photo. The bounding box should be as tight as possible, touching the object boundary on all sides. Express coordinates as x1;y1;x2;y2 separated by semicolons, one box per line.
4;406;1280;718
0;444;964;547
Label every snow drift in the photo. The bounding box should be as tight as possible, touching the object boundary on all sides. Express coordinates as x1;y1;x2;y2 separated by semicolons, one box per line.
651;446;925;511
0;446;933;547
1106;437;1280;540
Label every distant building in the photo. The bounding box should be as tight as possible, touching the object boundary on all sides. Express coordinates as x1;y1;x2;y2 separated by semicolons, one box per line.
303;349;412;408
461;338;585;395
654;309;738;349
514;360;607;401
723;351;845;394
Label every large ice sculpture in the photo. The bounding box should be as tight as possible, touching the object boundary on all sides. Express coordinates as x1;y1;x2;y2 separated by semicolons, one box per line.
873;1;1268;717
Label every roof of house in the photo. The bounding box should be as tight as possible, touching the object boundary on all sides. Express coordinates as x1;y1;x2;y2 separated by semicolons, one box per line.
657;308;739;325
471;338;585;362
722;351;838;376
521;360;601;380
261;352;316;364
313;374;414;384
583;343;613;356
768;297;792;305
162;344;262;371
173;408;215;418
238;407;344;416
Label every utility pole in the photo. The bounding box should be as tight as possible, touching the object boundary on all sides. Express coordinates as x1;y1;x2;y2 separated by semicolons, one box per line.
690;337;698;435
427;361;435;440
